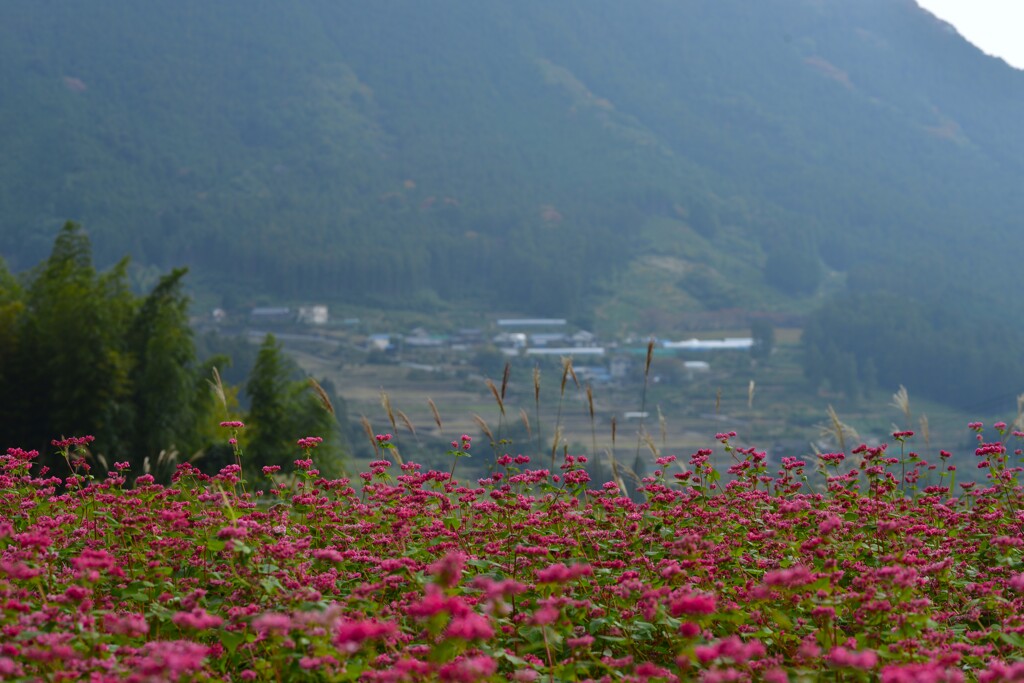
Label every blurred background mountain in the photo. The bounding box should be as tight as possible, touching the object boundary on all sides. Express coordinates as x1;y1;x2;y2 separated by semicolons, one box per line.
2;0;1023;337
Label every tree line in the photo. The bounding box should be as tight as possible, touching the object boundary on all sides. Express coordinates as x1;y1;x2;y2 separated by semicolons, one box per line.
801;291;1024;412
0;222;347;479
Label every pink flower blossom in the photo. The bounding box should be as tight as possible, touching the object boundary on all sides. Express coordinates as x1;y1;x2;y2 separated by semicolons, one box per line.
333;619;397;653
446;612;494;640
668;591;716;616
172;607;224;630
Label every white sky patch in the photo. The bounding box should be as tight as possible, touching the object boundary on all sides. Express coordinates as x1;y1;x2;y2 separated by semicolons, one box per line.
916;0;1024;70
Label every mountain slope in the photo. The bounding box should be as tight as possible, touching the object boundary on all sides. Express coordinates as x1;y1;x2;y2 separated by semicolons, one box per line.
2;0;1024;329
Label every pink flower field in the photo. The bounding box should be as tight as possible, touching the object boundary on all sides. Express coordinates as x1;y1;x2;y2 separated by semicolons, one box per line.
2;425;1024;681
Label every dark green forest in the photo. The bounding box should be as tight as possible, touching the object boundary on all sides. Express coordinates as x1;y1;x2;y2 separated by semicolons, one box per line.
0;224;349;478
3;1;1024;322
802;291;1024;411
3;1;1024;414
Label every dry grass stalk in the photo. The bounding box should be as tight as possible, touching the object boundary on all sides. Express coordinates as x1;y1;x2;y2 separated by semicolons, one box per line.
380;391;398;433
427;398;443;434
919;414;930;447
533;364;543;454
605;448;627;492
890;385;911;427
641;429;659;459
634;338;656;464
560;357;576;395
715;388;722;415
549;425;563;466
658;405;667;448
157;449;170;469
308;377;335;416
586;383;598;459
360;415;378;456
141;449;185;479
820;405;859;454
208;366;227;413
748;380;756;410
553;359;577;467
485;378;505;416
500;361;511;401
519;408;531;439
618;460;642;486
397;410;416;438
472;414;495;445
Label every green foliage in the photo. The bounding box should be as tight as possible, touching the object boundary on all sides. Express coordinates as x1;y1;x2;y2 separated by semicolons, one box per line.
802;292;1024;409
126;268;206;460
677;268;742;311
687;198;719;239
0;223;202;469
245;334;345;478
3;0;1024;329
0;224;347;478
763;247;822;296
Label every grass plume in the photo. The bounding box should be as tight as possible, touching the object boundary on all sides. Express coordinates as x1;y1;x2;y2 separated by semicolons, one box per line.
397;409;417;441
380;390;397;434
519;408;531;440
632;338;656;493
891;385;911;427
427;398;443;435
819;405;859;455
308;377;335;416
360;415;378;458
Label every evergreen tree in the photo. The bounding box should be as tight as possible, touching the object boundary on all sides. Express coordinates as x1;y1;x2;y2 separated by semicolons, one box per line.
126;267;210;463
245;334;294;474
18;223;135;458
244;334;346;478
0;222;220;476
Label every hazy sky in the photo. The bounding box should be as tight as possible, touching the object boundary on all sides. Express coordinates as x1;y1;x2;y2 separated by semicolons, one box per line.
915;0;1024;70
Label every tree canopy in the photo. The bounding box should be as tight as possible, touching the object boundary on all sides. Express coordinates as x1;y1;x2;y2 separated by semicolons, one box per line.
0;222;347;478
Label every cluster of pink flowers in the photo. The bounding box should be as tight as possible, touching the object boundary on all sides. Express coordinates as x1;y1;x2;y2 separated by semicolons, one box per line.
50;435;95;449
296;435;323;449
0;424;1022;680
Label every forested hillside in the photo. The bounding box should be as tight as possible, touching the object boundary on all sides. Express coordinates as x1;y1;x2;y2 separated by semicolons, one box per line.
2;0;1024;331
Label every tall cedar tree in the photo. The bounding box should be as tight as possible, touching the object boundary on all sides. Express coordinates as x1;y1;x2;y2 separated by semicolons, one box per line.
245;334;344;479
0;223;211;474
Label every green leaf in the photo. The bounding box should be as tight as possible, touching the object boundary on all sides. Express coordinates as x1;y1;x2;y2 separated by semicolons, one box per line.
1000;631;1024;648
769;609;793;630
218;629;247;653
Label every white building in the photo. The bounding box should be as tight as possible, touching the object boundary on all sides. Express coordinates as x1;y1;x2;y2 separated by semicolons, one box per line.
662;337;753;351
297;305;329;325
